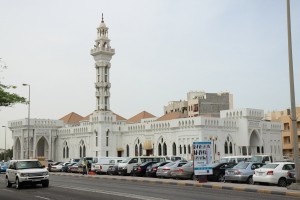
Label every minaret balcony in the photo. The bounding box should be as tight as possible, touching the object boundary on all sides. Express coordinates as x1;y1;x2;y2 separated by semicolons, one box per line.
95;82;111;88
91;47;115;55
95;91;110;96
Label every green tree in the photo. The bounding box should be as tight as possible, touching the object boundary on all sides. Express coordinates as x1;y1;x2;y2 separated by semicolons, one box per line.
0;59;26;107
0;148;13;161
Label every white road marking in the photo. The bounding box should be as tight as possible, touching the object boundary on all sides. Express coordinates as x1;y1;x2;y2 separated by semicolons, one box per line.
0;189;13;192
54;185;169;200
35;196;51;200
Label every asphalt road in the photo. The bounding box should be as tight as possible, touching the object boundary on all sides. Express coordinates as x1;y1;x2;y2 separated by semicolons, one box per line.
0;173;299;200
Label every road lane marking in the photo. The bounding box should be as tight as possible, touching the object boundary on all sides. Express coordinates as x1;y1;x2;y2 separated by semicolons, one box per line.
35;196;51;200
54;185;169;200
1;189;13;192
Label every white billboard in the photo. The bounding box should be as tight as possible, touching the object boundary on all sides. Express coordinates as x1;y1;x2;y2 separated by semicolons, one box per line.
193;141;213;175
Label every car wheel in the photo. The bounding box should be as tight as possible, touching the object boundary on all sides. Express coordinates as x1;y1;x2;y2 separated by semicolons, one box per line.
247;176;254;184
217;174;225;182
6;178;12;188
15;178;22;189
278;178;287;187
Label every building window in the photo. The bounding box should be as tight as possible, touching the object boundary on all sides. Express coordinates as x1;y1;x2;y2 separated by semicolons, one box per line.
95;131;98;147
158;143;162;156
229;142;233;154
135;144;138;156
126;145;129;157
224;142;228;154
139;143;143;156
172;143;177;156
188;144;191;154
163;143;167;156
106;130;109;146
179;145;182;154
106;151;108;157
184;145;186;154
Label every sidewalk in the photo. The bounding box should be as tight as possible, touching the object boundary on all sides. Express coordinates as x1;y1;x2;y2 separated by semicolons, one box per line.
50;172;300;198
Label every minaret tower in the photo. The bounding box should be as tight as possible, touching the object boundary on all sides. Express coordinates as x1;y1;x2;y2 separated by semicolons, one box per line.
91;14;115;111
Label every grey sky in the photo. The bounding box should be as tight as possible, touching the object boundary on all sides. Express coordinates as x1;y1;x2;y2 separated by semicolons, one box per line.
0;0;299;149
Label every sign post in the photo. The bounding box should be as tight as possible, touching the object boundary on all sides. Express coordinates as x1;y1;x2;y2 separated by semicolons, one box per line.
193;141;213;183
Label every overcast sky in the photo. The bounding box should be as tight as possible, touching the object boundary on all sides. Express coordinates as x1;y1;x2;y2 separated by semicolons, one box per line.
0;0;299;149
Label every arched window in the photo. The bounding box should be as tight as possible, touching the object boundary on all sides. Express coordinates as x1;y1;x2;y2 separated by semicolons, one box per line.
188;144;191;154
83;145;86;157
139;143;143;156
80;146;82;157
224;142;228;154
106;130;109;146
135;144;138;156
257;146;260;153
158;143;162;156
163;143;167;156
261;146;264;154
126;145;129;157
229;142;233;154
63;147;65;158
184;145;186;154
172;143;177;156
179;145;182;154
66;146;69;158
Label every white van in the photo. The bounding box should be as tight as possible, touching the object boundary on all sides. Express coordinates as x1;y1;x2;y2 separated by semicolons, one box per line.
92;157;126;174
249;155;273;163
219;156;252;163
118;156;166;175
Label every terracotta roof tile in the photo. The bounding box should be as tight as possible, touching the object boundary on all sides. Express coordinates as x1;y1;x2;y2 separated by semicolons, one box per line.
113;112;127;121
156;112;188;121
59;112;83;124
127;111;156;123
82;113;93;121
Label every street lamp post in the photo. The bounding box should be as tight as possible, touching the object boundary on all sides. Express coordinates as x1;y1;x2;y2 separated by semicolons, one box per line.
22;83;30;159
1;126;6;160
286;0;300;186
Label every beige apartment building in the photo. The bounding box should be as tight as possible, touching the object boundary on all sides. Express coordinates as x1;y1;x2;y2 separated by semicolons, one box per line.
265;107;300;159
164;91;233;117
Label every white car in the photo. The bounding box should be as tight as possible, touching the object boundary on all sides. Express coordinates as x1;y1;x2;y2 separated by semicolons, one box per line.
51;162;69;172
6;159;49;189
253;162;294;187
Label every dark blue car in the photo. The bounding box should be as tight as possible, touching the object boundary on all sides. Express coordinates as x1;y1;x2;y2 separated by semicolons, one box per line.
0;162;8;173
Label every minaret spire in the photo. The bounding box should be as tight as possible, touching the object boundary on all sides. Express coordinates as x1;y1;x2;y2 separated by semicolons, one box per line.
101;13;104;23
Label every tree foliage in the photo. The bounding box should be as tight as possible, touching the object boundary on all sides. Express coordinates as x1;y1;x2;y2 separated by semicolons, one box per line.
0;148;13;161
0;60;26;107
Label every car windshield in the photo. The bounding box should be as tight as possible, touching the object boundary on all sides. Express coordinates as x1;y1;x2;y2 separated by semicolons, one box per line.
233;162;249;169
16;161;42;169
249;156;262;162
261;164;278;169
183;162;193;167
165;162;176;167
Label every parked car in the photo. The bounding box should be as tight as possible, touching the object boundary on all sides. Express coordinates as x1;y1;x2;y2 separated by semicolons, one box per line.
253;162;295;187
92;157;126;174
287;169;296;185
107;165;119;175
145;162;170;177
131;161;158;177
51;163;69;172
170;161;195;180
68;163;79;173
207;162;236;182
156;161;188;178
249;155;273;164
62;162;76;172
224;162;265;184
219;156;252;164
0;162;8;173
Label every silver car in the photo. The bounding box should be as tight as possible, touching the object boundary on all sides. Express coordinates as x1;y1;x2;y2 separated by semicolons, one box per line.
225;162;265;184
156;161;187;178
170;161;195;180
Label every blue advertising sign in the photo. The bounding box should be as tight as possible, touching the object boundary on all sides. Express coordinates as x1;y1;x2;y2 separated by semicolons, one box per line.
193;141;213;175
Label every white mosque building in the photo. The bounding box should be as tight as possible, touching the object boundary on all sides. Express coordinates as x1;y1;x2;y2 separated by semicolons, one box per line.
8;17;283;162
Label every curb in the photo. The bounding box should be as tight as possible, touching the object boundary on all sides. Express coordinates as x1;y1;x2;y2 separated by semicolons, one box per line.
50;173;300;198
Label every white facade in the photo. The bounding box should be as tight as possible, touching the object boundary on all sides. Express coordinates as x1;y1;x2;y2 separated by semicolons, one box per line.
8;17;283;162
